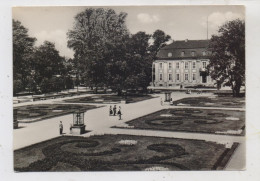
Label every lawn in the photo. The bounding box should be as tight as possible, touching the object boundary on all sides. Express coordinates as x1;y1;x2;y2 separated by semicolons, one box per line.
15;104;99;123
114;108;245;136
14;135;238;171
171;95;245;108
64;94;156;104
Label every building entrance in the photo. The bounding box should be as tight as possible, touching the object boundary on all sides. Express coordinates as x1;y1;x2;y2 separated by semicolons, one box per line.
202;74;207;83
200;71;208;83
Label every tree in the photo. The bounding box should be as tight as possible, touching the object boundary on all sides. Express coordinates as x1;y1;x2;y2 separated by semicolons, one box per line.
147;30;171;89
107;30;171;94
126;30;171;92
13;79;23;95
208;19;245;97
33;41;65;93
124;32;151;92
67;8;171;95
67;8;129;93
149;30;171;59
13;20;36;94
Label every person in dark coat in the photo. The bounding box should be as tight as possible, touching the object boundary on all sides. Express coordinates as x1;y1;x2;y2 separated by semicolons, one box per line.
113;105;117;116
118;106;122;120
109;105;113;116
69;124;72;134
59;121;63;135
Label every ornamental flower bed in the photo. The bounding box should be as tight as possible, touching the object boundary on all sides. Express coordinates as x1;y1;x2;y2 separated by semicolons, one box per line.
114;108;245;136
14;134;239;171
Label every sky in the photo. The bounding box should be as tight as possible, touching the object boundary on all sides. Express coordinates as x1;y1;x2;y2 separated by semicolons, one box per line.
13;6;245;58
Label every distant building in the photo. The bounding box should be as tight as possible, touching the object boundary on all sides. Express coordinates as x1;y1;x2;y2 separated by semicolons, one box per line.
152;39;214;88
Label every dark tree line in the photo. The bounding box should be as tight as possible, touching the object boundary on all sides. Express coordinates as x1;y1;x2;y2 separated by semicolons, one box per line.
13;20;74;95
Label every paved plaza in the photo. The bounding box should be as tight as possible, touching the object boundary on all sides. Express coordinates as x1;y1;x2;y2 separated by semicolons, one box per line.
13;92;245;170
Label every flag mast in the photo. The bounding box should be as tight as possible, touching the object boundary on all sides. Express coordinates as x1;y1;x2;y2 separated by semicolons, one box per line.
207;15;208;40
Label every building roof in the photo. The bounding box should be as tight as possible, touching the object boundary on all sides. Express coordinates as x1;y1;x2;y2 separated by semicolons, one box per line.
156;39;210;60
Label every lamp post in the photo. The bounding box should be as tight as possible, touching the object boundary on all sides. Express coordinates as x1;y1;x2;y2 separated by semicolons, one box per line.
31;70;35;97
152;62;155;87
71;110;86;135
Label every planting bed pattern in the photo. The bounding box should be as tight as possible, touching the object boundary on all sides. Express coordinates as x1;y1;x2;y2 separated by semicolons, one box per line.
16;104;98;123
115;108;245;136
171;95;245;108
14;135;237;171
64;94;156;104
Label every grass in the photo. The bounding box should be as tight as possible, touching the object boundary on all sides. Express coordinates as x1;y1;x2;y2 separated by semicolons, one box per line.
14;134;237;171
171;95;245;108
114;108;245;136
16;104;99;123
64;94;156;104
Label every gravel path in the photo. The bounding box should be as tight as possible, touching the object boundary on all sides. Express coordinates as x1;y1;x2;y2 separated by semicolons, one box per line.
13;92;245;170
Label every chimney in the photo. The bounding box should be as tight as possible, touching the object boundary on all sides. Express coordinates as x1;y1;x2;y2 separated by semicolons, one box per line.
185;39;188;42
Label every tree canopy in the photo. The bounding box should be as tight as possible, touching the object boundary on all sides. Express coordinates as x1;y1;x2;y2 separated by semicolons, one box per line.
14;9;172;96
67;8;171;94
13;20;74;95
13;20;36;92
67;8;129;92
208;19;245;96
32;41;67;93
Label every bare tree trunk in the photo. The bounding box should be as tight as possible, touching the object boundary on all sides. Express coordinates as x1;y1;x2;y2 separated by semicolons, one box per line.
234;81;242;97
230;81;235;97
117;88;122;96
95;85;98;94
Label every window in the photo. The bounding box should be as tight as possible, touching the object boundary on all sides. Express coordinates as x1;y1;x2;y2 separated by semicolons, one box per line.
169;62;172;69
202;51;206;56
169;84;172;87
159;63;163;69
192;74;196;81
159;73;163;81
202;62;207;68
168;74;172;81
176;62;180;69
168;52;172;57
185;62;188;69
185;74;189;81
181;51;185;56
192;62;196;69
176;74;180;81
191;51;195;56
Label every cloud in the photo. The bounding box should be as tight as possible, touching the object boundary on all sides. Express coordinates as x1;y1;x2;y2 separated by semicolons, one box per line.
201;11;244;30
34;29;74;58
137;13;160;24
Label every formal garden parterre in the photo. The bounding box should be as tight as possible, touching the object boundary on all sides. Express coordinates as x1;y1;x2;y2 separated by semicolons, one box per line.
63;94;157;104
171;95;245;108
114;108;245;136
15;104;100;123
14;134;238;171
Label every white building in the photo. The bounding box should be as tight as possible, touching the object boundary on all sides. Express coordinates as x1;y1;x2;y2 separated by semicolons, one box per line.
152;39;214;88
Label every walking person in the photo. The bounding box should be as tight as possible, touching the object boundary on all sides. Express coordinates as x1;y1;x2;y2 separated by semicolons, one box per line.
109;105;113;116
118;106;122;120
59;121;63;135
113;105;117;116
160;98;163;106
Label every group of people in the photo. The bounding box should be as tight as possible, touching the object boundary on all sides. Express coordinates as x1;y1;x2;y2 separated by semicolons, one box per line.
109;105;122;120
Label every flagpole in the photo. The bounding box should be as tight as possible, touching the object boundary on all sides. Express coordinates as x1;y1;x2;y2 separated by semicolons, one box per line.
207;15;208;40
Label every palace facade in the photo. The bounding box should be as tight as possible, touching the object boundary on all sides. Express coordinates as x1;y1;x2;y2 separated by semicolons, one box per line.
152;39;214;88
